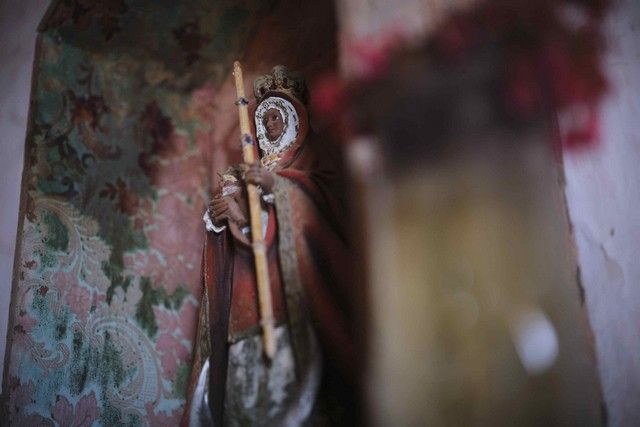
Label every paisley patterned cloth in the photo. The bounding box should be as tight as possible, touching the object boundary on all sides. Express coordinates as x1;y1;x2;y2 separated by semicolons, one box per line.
2;1;265;425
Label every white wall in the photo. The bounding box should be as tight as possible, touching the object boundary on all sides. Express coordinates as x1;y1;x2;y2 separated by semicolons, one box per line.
0;0;50;391
562;0;640;425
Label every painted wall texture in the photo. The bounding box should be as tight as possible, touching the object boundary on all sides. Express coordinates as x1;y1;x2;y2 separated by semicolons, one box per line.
1;0;338;424
561;0;640;425
0;0;51;393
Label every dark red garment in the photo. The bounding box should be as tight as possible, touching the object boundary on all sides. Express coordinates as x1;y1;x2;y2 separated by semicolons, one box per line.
227;208;287;339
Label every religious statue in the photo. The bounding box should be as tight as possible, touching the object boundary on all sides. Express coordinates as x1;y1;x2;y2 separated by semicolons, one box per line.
182;65;357;426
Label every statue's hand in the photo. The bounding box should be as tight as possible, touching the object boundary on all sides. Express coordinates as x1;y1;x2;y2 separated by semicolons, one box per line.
212;185;223;198
209;194;247;227
244;163;274;193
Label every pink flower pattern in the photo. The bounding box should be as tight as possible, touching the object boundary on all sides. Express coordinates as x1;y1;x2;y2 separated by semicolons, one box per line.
65;285;92;323
51;392;99;427
154;300;197;379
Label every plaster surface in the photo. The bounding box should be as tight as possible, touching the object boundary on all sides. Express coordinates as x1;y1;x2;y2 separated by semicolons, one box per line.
562;0;640;424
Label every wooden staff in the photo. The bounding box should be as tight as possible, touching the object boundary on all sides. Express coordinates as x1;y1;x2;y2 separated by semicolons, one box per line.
232;61;276;359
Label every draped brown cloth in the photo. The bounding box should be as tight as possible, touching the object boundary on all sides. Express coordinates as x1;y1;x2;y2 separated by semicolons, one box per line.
181;94;358;426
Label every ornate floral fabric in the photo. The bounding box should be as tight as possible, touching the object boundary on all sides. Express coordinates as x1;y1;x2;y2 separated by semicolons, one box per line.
3;1;268;424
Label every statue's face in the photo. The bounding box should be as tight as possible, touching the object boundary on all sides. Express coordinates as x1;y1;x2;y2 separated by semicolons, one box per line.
262;108;284;141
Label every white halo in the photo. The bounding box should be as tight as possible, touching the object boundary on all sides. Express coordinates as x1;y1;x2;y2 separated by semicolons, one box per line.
254;96;299;160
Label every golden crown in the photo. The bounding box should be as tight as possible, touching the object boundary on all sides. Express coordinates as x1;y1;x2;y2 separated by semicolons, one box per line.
253;65;308;105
